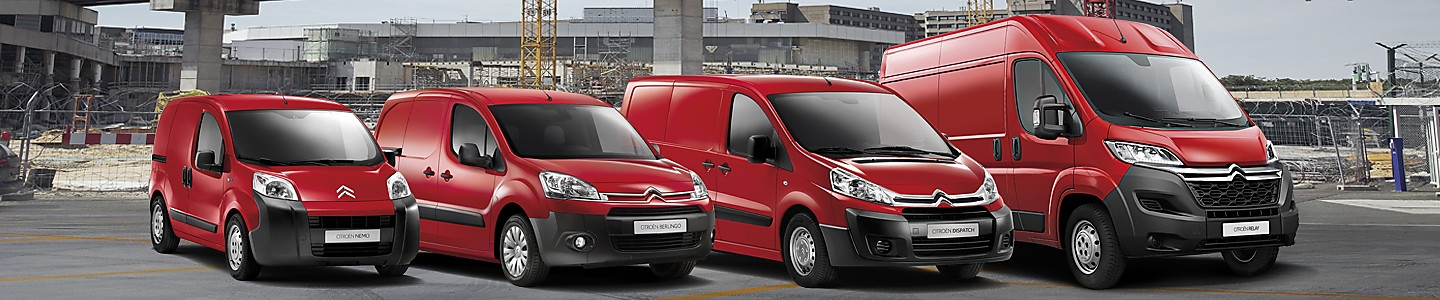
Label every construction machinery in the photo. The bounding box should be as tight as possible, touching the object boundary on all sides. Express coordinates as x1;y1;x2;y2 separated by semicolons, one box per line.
965;0;994;27
519;0;558;89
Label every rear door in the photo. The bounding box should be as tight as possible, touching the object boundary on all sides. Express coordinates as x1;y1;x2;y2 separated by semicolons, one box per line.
1008;55;1077;235
434;96;501;253
712;89;781;250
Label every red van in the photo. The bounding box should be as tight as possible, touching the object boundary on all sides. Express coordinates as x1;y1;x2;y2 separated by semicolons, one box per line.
374;88;713;286
621;75;1014;287
149;95;419;281
880;15;1299;289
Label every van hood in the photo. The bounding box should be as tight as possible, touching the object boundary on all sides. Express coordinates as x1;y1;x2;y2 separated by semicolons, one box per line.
835;155;989;196
1108;125;1270;167
524;158;694;194
254;165;396;202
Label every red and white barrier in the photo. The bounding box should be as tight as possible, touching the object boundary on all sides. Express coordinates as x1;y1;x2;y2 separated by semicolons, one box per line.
65;133;155;145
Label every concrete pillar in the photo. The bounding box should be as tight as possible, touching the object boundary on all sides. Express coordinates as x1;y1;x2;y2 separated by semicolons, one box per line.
43;51;55;83
70;58;83;81
152;0;259;92
653;0;703;75
12;47;22;73
92;62;102;85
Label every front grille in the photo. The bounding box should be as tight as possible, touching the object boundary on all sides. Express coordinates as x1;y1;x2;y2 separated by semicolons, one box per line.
308;215;394;229
312;242;393;257
1196;234;1285;251
611;232;702;252
1186;179;1280;208
608;206;703;217
911;235;994;257
1207;207;1280;219
901;207;991;222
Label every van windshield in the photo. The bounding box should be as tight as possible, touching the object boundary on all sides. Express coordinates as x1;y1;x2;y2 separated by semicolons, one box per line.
770;92;956;159
228;109;383;166
491;104;656;160
1058;52;1251;129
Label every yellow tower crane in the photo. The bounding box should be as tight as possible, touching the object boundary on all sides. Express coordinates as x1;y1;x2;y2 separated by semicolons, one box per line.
520;0;558;89
966;0;994;27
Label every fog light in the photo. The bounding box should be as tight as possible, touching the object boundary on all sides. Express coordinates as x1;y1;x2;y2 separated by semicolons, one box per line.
1000;232;1013;249
564;233;596;252
1147;235;1161;248
874;239;893;255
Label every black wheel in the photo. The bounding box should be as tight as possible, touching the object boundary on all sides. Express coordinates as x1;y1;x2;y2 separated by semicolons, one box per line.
649;260;697;280
1222;247;1279;276
1065;204;1126;289
936;263;984;279
225;215;262;281
375;264;410;277
782;213;838;288
499;214;549;287
150;197;179;254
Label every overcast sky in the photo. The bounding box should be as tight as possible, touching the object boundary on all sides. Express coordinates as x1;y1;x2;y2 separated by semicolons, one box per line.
91;0;1440;80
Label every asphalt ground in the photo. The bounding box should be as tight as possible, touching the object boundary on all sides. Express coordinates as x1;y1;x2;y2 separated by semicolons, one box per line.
1;185;1438;299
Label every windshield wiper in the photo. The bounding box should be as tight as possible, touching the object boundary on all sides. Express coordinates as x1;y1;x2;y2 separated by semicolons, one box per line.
1162;117;1248;127
864;146;954;158
288;159;366;166
1123;112;1193;127
811;147;867;155
237;155;297;166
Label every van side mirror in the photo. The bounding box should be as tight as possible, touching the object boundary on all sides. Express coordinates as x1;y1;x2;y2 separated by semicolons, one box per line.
195;151;221;172
651;143;663;158
1032;95;1070;140
458;143;493;169
381;147;402;166
747;135;773;164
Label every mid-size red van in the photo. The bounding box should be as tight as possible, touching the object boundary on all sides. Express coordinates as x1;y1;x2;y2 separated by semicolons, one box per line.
621;75;1014;287
880;15;1299;289
374;88;714;286
149;95;420;281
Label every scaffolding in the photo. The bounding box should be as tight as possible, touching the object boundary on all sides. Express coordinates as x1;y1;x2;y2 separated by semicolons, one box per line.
384;18;418;62
519;0;558;89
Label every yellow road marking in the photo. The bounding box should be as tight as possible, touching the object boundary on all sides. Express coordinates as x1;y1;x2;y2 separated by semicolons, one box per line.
0;266;216;283
657;283;799;300
0;232;149;243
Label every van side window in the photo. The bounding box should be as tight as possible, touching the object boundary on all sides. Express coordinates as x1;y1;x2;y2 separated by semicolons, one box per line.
727;93;777;157
1014;58;1072;133
195;112;224;168
450;104;499;157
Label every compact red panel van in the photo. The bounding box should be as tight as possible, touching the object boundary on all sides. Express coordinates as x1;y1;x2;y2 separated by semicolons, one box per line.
621;75;1014;287
880;15;1299;289
149;95;419;281
374;88;713;286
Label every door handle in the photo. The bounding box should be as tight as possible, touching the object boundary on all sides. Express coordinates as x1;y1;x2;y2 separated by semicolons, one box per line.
182;166;192;188
992;138;1003;161
717;163;732;174
440;170;454;180
1012;136;1022;161
701;160;715;170
423;168;436;178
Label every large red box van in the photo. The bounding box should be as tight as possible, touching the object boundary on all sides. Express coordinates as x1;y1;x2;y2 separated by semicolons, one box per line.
622;75;1014;287
880;15;1299;289
149;95;420;281
374;88;714;286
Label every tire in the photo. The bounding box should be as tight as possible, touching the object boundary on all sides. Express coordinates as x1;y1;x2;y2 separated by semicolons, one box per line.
649;260;697;280
150;197;179;254
225;215;262;281
1065;203;1126;290
375;264;410;277
782;213;838;288
1222;247;1279;276
936;263;984;279
499;214;549;287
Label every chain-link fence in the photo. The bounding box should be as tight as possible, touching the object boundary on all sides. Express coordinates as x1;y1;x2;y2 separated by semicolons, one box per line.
1244;100;1434;187
3;109;157;193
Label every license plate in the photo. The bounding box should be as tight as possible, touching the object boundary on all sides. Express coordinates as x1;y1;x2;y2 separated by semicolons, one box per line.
1222;221;1270;237
325;229;381;243
634;219;687;235
927;223;980;239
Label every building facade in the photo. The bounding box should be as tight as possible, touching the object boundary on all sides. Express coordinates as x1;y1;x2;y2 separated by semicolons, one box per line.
751;3;924;42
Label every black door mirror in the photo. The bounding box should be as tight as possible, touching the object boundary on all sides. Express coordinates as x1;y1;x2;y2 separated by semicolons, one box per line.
747;135;772;164
651;143;663;158
458;143;493;169
381;147;402;166
195;151;221;172
1032;95;1070;140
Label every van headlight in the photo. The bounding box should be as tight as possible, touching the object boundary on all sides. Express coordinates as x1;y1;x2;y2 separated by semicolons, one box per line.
978;174;1000;204
689;171;709;200
1266;140;1279;163
253;172;298;201
830;169;896;205
1104;140;1183;167
540;171;604;201
387;172;411;200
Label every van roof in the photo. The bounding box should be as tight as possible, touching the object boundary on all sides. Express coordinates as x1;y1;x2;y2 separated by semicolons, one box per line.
630;75;893;96
888;14;1194;59
387;88;609;106
174;94;351;112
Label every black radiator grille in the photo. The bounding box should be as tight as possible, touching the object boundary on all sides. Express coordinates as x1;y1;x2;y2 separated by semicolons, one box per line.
911;235;994;257
610;232;702;252
608;206;704;217
901;207;992;222
308;215;394;229
312;242;393;257
1187;179;1280;208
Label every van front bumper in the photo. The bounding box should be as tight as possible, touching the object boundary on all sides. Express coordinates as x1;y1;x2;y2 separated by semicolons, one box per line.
821;206;1014;267
247;194;420;267
1105;164;1299;258
529;208;715;268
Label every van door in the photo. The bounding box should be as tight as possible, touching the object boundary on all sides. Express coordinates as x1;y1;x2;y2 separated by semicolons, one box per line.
713;90;782;250
164;102;201;236
188;107;228;238
661;83;725;198
396;100;446;242
1008;55;1077;235
434;99;501;253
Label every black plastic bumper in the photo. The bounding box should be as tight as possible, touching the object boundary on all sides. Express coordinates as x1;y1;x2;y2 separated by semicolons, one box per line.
822;206;1015;267
1105;164;1299;258
529;209;715;268
248;194;420;267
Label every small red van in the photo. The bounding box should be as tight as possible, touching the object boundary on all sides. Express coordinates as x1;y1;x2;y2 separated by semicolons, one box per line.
149;95;419;281
374;88;714;286
880;15;1299;289
621;75;1014;287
